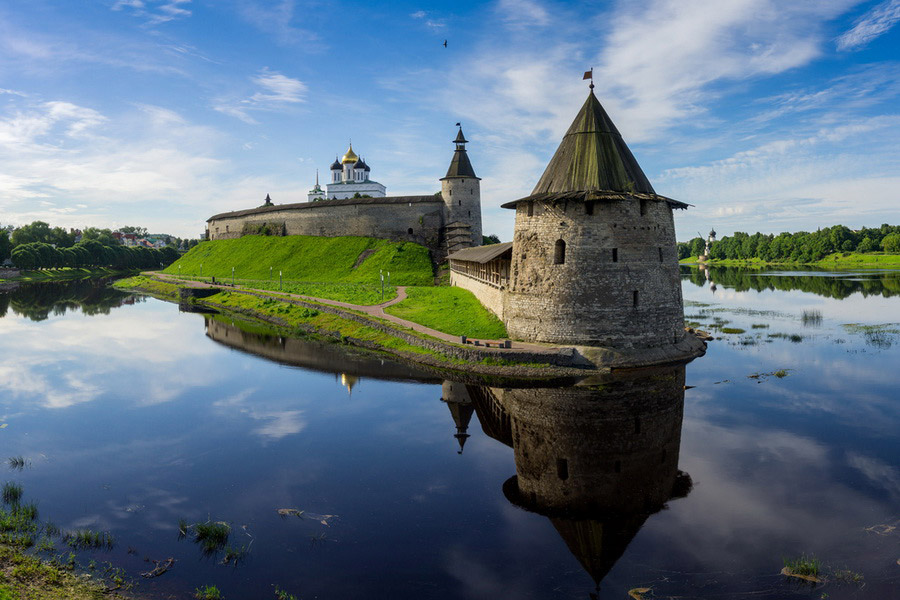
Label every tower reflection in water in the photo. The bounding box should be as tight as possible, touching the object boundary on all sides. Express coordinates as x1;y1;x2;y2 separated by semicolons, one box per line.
204;315;690;593
445;368;691;591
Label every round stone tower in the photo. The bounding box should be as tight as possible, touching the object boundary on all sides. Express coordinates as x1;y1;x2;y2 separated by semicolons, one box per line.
440;125;482;254
502;88;690;350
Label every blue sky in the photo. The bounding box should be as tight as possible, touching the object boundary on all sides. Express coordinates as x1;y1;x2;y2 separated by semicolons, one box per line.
1;0;899;240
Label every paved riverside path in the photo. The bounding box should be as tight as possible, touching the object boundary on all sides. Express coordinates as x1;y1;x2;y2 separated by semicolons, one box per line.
149;273;560;354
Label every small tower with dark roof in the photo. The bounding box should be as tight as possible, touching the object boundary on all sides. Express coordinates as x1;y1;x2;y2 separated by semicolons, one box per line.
440;381;475;454
329;156;342;183
440;125;482;254
501;88;690;350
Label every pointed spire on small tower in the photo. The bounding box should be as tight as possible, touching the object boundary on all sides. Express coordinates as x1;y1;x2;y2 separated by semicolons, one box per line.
443;123;477;179
263;193;273;206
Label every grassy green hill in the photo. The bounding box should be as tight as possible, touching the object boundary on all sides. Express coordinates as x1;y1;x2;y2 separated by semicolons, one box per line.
164;235;434;286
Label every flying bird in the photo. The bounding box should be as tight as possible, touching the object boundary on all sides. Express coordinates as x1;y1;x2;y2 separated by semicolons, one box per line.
443;40;447;48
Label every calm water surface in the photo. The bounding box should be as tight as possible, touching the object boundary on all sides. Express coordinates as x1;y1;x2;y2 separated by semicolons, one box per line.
0;270;898;599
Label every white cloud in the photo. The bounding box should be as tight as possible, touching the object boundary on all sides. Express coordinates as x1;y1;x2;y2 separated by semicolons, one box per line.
496;0;549;29
112;0;192;25
409;9;445;30
0;97;241;236
251;69;307;103
236;0;318;47
215;68;307;123
837;0;900;50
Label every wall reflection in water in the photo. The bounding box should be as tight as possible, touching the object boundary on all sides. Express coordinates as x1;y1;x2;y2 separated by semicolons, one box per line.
206;315;691;593
449;370;691;591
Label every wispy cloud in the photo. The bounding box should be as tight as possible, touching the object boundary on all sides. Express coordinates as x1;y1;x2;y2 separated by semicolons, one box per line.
236;0;319;47
836;0;900;50
112;0;193;25
496;0;549;29
410;9;445;30
214;68;307;124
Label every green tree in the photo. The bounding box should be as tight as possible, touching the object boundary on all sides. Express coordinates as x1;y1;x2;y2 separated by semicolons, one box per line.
689;237;705;257
11;221;53;246
857;237;875;252
0;226;11;263
882;233;900;253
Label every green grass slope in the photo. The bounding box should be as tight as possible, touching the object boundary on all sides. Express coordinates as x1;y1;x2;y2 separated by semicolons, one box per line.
385;286;508;339
164;235;434;286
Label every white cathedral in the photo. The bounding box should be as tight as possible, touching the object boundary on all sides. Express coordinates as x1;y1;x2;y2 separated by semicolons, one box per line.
308;143;386;201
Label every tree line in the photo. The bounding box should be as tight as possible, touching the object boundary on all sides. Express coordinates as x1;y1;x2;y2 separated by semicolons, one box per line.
678;224;900;262
683;265;900;299
1;221;192;270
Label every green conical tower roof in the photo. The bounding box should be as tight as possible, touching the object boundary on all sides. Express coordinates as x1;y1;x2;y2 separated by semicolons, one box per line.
532;90;654;196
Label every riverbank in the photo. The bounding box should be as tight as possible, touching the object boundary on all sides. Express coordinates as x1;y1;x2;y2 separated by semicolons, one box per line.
114;274;706;380
0;545;137;600
0;267;135;283
680;251;900;268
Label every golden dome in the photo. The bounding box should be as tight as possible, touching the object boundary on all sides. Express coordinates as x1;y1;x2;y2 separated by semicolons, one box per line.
341;144;359;164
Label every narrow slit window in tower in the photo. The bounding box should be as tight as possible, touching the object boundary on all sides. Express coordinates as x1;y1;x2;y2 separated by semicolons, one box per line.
527;201;534;217
556;458;569;481
585;201;594;215
640;199;647;216
554;239;566;264
408;228;413;235
634;416;641;434
614;460;621;473
659;247;664;262
612;248;618;262
633;290;639;307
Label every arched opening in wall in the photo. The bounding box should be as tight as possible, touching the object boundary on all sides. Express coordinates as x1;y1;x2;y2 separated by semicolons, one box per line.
527;201;534;217
407;228;413;235
640;199;648;216
554;239;566;264
612;248;618;262
556;458;569;481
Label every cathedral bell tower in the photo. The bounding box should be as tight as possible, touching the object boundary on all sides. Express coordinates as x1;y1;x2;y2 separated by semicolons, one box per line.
440;125;482;254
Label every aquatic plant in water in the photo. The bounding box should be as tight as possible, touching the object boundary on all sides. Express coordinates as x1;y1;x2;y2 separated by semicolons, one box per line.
191;520;231;554
1;482;23;505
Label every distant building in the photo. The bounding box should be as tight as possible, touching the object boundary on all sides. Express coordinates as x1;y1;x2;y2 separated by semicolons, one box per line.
309;143;387;201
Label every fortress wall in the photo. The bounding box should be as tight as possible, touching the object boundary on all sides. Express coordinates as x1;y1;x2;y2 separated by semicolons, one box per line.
208;200;447;253
450;271;505;321
504;198;684;348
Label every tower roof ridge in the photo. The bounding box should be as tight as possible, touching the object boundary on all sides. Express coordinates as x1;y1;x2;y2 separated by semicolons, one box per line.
530;91;655;196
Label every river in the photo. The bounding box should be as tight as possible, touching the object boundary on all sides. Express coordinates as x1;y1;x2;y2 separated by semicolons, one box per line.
0;268;897;599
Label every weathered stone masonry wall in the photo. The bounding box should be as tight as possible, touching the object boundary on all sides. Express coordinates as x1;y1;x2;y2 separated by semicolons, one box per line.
503;197;684;348
208;197;447;256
